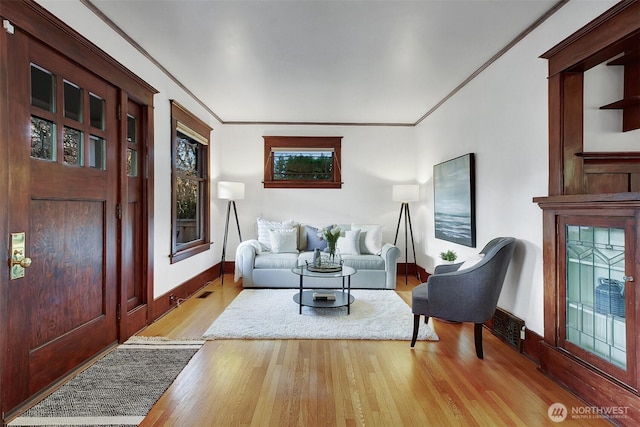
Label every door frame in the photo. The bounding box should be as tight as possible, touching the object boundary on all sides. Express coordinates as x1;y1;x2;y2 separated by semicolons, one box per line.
0;0;157;416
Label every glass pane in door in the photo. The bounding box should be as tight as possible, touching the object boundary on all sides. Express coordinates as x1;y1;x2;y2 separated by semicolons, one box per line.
64;81;82;122
89;93;105;130
566;225;626;369
63;127;83;166
31;65;54;112
30;116;56;161
89;135;105;170
127;115;137;144
127;148;137;176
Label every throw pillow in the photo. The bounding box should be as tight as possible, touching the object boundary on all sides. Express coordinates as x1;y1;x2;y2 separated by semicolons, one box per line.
305;225;328;251
269;228;298;253
459;254;485;270
257;218;296;251
336;229;361;255
352;223;384;255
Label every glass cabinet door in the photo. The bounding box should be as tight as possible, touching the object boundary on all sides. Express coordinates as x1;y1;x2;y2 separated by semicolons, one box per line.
561;216;634;384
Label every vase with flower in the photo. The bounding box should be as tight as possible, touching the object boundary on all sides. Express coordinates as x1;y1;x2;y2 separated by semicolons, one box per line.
317;225;343;263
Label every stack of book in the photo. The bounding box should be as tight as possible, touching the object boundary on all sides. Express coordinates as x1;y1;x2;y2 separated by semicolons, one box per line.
312;292;336;301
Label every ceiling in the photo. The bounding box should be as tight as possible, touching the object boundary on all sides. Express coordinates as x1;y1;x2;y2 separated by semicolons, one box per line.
87;0;563;125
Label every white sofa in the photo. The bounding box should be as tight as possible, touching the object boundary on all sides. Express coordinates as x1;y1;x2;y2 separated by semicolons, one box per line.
235;219;401;289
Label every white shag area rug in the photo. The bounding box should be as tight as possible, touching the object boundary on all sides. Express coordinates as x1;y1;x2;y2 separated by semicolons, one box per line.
203;289;439;341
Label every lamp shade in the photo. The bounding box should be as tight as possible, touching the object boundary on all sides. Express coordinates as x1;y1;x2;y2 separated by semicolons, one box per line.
392;184;419;202
217;181;245;200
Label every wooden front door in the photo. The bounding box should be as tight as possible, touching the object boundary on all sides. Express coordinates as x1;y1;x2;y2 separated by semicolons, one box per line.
4;33;119;409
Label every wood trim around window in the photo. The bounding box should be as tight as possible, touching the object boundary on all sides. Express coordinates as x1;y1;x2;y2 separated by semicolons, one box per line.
170;101;212;263
263;136;342;189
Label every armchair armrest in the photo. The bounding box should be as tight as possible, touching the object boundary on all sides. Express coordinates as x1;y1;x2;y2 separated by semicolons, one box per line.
433;262;462;274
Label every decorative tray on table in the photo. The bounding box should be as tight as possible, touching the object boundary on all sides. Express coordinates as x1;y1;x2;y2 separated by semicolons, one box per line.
306;257;343;273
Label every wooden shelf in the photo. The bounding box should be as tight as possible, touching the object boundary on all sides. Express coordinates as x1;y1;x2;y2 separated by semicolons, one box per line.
600;95;640;109
607;50;640;66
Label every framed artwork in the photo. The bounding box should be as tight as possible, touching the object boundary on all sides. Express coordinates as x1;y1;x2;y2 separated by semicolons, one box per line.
433;153;476;247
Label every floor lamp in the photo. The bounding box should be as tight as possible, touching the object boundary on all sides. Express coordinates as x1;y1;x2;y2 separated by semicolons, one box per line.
218;181;244;285
392;184;420;286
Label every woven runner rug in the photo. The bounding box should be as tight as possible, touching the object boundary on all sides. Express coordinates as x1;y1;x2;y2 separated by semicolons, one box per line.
203;289;439;341
9;337;204;427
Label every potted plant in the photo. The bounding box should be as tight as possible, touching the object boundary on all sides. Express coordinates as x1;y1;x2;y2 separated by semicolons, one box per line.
439;250;457;264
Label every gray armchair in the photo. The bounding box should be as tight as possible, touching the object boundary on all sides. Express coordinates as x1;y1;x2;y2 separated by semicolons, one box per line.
411;237;517;359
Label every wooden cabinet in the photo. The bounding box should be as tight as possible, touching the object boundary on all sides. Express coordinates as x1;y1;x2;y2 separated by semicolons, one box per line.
535;195;640;416
537;2;640;424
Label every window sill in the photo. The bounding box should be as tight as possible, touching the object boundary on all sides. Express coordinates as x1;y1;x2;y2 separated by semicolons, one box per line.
263;180;342;189
170;241;211;264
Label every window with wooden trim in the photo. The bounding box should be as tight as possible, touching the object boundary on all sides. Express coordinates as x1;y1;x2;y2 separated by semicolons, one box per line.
170;101;212;263
263;136;342;188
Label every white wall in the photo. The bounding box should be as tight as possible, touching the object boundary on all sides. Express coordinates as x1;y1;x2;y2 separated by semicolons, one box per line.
216;125;417;256
413;0;620;335
36;0;224;298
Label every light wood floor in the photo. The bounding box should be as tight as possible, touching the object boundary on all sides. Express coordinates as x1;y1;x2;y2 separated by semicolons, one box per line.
138;276;610;426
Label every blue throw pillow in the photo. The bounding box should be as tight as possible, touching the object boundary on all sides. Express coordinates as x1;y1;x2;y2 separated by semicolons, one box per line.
305;225;328;251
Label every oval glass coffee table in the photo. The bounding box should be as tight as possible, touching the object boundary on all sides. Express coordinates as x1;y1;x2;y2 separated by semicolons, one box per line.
291;265;357;314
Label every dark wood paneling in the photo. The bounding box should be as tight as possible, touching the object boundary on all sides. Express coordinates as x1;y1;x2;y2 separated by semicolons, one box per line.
150;266;217;322
585;173;630;193
125;201;139;307
581;153;640;194
144;104;155;334
3;26;32;412
540;343;640;426
522;329;543;363
619;51;640;132
30;200;105;348
623;104;640;132
632;173;640;192
540;209;558;345
29;316;108;394
541;0;640;76
562;72;584;195
548;74;564;196
0;11;11;415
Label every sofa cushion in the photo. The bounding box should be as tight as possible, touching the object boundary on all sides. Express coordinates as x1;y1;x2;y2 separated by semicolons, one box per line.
304;225;328;251
342;254;385;270
254;252;300;269
337;229;361;255
269;228;298;253
353;223;384;255
257;218;297;251
298;251;385;270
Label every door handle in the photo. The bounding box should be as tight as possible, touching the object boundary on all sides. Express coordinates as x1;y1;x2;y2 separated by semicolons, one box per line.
623;276;634;282
11;249;32;268
9;232;31;280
